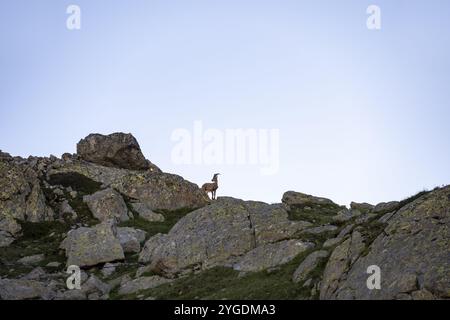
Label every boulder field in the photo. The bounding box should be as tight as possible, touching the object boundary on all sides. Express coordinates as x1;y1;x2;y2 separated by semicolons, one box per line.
0;133;448;300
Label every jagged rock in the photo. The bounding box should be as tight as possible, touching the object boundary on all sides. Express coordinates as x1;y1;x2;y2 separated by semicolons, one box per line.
232;240;315;272
320;230;365;299
139;198;311;274
355;213;378;224
48;161;209;212
322;224;355;249
17;254;45;265
378;211;396;224
350;202;374;213
293;250;329;283
61;153;73;161
282;191;337;209
25;182;54;222
131;202;165;222
0;216;21;247
117;227;146;253
336;224;354;239
322;238;342;249
372;201;399;213
83;188;130;222
62;222;125;267
0;230;16;247
0;160;54;246
59;200;77;220
76;132;157;171
0;278;55;300
81;275;111;296
322;186;450;300
332;209;361;223
118;276;171;296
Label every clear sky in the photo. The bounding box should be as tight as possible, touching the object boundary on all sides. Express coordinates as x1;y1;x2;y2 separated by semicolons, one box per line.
1;0;449;206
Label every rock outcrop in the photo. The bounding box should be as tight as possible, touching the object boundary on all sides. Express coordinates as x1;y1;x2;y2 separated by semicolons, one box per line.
139;197;312;275
62;221;125;267
76;133;156;171
48;161;209;212
83;188;130;222
0;133;448;301
320;186;450;300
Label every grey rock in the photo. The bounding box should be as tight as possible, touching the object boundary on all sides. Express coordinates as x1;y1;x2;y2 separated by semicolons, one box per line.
49;161;209;212
233;240;315;272
320;230;366;299
139;198;311;274
117;227;146;253
373;201;399;213
63;222;125;267
59;200;77;220
118;276;171;296
332;209;361;223
17;254;45;265
0;279;54;300
46;262;62;268
301;225;338;235
322;237;342;249
76;132;157;171
322;186;450;300
350;202;374;213
83;188;129;222
282;191;337;209
131;202;165;222
293;250;329;283
101;263;117;277
81;275;111;296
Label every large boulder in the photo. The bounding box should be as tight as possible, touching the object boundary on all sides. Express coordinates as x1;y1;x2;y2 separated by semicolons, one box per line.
139;197;312;275
83;188;130;222
76;133;157;171
320;186;450;300
62;221;125;267
282;191;338;209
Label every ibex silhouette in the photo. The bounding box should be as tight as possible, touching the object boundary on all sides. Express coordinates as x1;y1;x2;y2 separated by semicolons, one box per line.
202;173;220;200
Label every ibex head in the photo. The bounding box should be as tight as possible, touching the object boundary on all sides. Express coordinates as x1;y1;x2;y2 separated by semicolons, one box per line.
212;173;220;181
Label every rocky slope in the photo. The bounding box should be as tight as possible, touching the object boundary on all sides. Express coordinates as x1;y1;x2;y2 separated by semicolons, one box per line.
0;133;448;300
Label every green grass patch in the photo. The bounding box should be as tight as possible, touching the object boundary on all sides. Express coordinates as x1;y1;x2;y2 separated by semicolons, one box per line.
288;202;343;225
47;172;102;194
0;221;68;277
115;248;324;300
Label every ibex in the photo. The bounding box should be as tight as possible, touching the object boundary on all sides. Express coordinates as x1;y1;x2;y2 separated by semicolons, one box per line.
202;173;220;200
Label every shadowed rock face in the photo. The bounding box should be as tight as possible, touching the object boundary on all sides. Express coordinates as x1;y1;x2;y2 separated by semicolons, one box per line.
77;133;155;171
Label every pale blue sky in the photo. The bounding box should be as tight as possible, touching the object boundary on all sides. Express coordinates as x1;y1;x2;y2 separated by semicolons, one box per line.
1;0;449;206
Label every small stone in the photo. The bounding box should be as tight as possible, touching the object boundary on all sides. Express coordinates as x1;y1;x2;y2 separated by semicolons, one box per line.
17;254;45;265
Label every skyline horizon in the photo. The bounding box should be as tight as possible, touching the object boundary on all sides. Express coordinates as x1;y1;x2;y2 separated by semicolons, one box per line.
1;0;449;206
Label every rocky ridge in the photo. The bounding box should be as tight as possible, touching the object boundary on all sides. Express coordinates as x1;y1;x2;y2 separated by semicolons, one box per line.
0;133;448;300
